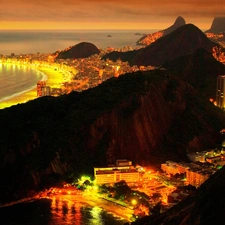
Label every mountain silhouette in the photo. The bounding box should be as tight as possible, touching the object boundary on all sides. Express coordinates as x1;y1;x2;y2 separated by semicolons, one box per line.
55;42;100;59
102;24;219;68
136;16;186;46
205;17;225;33
131;24;219;67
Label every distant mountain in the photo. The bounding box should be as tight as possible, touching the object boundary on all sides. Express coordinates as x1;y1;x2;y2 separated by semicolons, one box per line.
136;16;186;46
204;17;225;45
55;42;100;59
1;70;225;204
131;165;225;225
205;17;225;33
163;48;225;100
131;24;219;67
102;24;219;67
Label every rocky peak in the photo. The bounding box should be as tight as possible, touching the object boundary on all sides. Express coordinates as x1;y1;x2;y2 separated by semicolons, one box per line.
164;16;186;35
136;16;186;45
205;17;225;33
173;16;186;26
132;24;218;67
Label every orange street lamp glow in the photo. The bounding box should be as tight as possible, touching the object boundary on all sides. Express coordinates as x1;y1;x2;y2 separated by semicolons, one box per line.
131;199;137;205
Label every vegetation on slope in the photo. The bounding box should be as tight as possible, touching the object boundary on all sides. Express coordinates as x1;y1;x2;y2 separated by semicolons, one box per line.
1;69;225;203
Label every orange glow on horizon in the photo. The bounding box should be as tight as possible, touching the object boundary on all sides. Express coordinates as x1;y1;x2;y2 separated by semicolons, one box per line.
0;21;210;30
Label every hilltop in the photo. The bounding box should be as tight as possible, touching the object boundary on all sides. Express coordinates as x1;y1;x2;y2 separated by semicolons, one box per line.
54;42;100;59
205;17;225;33
204;17;225;47
136;16;186;46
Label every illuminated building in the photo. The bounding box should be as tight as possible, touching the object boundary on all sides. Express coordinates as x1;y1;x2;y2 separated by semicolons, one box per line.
161;160;217;188
37;81;51;96
185;169;213;188
205;155;221;163
45;86;51;96
187;152;206;162
115;159;132;166
37;81;46;96
216;75;225;108
94;160;139;185
161;161;189;175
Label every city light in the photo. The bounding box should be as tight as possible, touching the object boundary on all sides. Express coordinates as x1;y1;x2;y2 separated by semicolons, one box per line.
131;199;137;206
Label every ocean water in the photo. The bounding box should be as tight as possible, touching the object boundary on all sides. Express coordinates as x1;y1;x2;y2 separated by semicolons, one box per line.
0;29;155;55
0;63;44;103
0;29;155;106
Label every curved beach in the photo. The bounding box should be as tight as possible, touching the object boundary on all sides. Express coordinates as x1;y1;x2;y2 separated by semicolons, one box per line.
0;67;65;110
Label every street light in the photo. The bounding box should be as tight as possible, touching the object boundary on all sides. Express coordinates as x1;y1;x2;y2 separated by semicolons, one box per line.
131;199;137;206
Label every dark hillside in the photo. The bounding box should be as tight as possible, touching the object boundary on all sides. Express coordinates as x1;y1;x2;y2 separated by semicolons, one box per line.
102;24;219;68
136;16;186;46
132;24;219;67
163;48;225;100
1;69;225;204
55;42;100;59
101;49;139;62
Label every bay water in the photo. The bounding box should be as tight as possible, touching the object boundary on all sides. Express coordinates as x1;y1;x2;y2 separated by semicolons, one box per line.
0;29;155;105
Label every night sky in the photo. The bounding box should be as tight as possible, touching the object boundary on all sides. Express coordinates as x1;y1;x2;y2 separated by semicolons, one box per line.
0;0;224;30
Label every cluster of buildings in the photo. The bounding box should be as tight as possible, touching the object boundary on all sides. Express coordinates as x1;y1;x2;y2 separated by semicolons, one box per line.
188;150;225;164
94;147;224;189
37;81;51;97
2;47;158;98
160;154;220;188
36;80;63;97
58;51;156;93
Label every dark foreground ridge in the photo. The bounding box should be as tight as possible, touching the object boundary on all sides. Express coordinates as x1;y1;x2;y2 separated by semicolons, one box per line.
0;68;225;204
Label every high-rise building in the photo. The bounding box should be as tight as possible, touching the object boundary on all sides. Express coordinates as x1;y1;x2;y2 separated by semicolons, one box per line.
216;75;225;108
37;81;51;97
37;81;46;97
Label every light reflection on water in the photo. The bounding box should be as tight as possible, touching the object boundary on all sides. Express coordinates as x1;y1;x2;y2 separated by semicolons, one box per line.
49;196;127;225
0;63;43;102
0;197;127;225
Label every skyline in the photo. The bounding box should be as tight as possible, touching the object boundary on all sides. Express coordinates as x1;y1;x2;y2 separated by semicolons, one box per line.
0;0;224;30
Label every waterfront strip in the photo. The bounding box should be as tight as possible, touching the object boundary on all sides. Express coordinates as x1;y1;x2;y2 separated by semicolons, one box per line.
0;67;64;110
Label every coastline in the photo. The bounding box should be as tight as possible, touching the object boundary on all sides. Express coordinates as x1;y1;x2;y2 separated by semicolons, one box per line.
0;192;133;223
0;66;64;110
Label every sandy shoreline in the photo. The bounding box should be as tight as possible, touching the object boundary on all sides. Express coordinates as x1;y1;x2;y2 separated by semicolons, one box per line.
0;192;133;222
0;66;65;110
